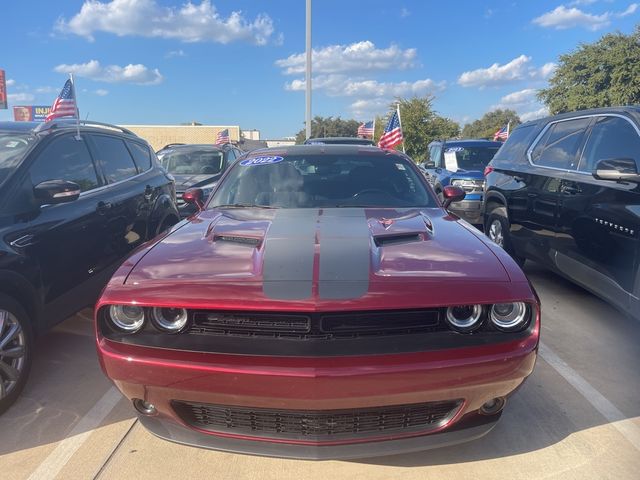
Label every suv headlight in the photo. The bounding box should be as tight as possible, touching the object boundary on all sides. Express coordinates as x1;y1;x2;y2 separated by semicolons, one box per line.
489;302;529;331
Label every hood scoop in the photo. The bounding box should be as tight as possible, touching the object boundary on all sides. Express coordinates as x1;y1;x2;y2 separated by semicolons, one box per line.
374;232;422;247
213;234;262;247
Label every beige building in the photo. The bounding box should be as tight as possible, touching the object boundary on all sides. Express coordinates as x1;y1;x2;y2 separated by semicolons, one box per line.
120;124;241;151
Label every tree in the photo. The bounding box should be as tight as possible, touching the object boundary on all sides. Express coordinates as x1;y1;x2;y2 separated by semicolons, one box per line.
376;96;460;162
295;116;361;143
539;27;640;114
461;109;521;140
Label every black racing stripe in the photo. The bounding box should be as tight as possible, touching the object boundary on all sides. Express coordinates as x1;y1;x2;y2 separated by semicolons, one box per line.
263;209;316;300
319;209;370;299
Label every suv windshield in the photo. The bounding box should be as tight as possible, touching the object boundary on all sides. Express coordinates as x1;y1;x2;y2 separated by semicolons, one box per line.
160;150;224;175
0;132;35;187
444;146;500;171
209;153;434;209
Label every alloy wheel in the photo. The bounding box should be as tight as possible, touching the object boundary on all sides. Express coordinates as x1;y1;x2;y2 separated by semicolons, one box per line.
0;309;26;400
489;219;504;247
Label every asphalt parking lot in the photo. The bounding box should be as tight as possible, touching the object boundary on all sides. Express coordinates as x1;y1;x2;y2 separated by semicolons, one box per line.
1;262;639;480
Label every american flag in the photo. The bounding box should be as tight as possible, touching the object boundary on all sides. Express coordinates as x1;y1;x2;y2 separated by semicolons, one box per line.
357;120;374;138
45;79;77;122
215;128;230;145
377;111;403;149
493;124;509;141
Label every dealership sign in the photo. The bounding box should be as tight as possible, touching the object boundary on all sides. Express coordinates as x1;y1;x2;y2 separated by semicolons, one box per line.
0;69;7;110
13;105;51;122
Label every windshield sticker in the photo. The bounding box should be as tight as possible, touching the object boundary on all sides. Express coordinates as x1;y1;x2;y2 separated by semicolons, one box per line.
240;156;284;166
445;147;464;152
395;163;406;170
444;151;459;171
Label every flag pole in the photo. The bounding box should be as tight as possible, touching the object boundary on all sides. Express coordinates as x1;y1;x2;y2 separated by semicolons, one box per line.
506;121;510;138
372;117;376;142
396;102;405;153
69;74;81;140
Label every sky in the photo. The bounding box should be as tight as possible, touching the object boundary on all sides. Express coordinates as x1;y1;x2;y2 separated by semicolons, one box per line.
1;0;639;138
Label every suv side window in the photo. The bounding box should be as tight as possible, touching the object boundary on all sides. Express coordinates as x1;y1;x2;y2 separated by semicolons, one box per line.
30;135;100;192
429;145;442;167
530;118;591;170
227;149;236;162
579;116;640;173
127;141;152;172
91;135;138;183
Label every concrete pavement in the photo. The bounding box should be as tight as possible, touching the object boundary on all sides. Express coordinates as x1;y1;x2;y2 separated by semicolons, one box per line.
1;262;639;480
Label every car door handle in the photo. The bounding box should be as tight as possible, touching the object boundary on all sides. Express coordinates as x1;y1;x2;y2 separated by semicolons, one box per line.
561;185;581;195
97;201;112;214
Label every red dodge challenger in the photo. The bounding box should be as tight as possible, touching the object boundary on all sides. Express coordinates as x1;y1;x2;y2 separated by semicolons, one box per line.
96;145;540;459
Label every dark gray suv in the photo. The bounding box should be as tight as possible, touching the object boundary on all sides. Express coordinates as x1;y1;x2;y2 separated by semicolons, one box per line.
484;106;640;318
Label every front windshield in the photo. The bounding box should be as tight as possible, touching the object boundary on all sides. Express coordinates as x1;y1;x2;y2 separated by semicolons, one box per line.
209;153;435;209
444;146;500;171
0;133;35;187
160;150;224;175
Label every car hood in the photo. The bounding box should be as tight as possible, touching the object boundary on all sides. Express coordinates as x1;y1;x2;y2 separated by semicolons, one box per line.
172;173;222;191
449;170;484;180
117;208;528;308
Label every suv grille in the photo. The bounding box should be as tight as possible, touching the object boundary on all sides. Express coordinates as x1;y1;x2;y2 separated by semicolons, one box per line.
172;400;461;441
453;179;484;194
187;309;444;340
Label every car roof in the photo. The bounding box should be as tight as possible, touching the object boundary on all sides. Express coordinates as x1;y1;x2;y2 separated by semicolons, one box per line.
519;105;640;129
304;137;375;145
158;144;228;153
245;144;401;157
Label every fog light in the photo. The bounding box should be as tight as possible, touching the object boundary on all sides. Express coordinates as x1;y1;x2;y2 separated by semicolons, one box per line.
133;398;157;416
480;397;506;415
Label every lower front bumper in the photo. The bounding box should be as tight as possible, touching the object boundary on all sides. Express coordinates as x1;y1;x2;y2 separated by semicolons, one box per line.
138;411;500;460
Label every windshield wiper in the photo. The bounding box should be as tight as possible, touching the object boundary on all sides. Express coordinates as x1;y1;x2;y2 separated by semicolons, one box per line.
213;203;278;209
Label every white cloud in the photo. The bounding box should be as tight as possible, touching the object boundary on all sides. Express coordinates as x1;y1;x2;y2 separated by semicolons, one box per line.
165;49;186;58
400;8;411;18
7;93;35;103
95;89;109;96
491;88;549;123
286;74;445;98
533;3;638;31
57;0;276;45
349;98;390;119
35;86;57;94
54;60;163;85
6;79;15;87
275;41;417;75
458;55;556;88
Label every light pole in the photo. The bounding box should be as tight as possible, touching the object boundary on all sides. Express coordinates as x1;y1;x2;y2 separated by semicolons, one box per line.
305;0;312;140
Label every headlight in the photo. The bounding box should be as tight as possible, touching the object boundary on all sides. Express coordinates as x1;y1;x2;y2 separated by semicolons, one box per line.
445;305;484;332
490;302;529;331
109;305;145;332
151;307;189;332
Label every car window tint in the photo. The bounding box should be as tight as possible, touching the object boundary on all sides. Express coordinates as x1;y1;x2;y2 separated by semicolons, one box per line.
128;141;152;171
579;116;640;173
227;149;236;161
530;118;590;170
492;124;536;162
30;135;99;192
430;145;442;167
91;135;138;183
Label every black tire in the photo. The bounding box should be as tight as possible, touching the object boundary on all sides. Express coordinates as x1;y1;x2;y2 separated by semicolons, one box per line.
0;294;33;415
485;207;525;267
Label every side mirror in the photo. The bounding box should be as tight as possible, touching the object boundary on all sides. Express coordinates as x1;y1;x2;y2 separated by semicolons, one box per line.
182;188;204;210
593;158;640;183
34;180;81;205
442;185;466;208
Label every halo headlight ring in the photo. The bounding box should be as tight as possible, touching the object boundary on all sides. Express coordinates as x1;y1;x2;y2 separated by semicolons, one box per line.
108;305;145;333
490;302;529;331
445;305;484;333
150;307;189;333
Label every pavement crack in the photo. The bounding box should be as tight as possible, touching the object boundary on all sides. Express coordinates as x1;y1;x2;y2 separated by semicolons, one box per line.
93;418;139;480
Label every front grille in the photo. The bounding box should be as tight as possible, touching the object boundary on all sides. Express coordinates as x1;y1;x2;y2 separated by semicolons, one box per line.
452;179;484;194
172;400;461;441
176;191;185;206
187;309;444;340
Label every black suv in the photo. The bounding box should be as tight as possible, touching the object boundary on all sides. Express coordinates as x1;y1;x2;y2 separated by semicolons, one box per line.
0;120;179;413
484;107;640;318
156;143;243;217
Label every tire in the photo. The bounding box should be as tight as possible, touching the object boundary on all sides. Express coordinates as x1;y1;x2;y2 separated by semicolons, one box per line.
0;294;33;415
485;207;525;267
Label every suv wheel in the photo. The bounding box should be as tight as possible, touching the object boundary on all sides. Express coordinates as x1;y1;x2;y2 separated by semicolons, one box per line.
0;294;33;415
485;207;525;267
